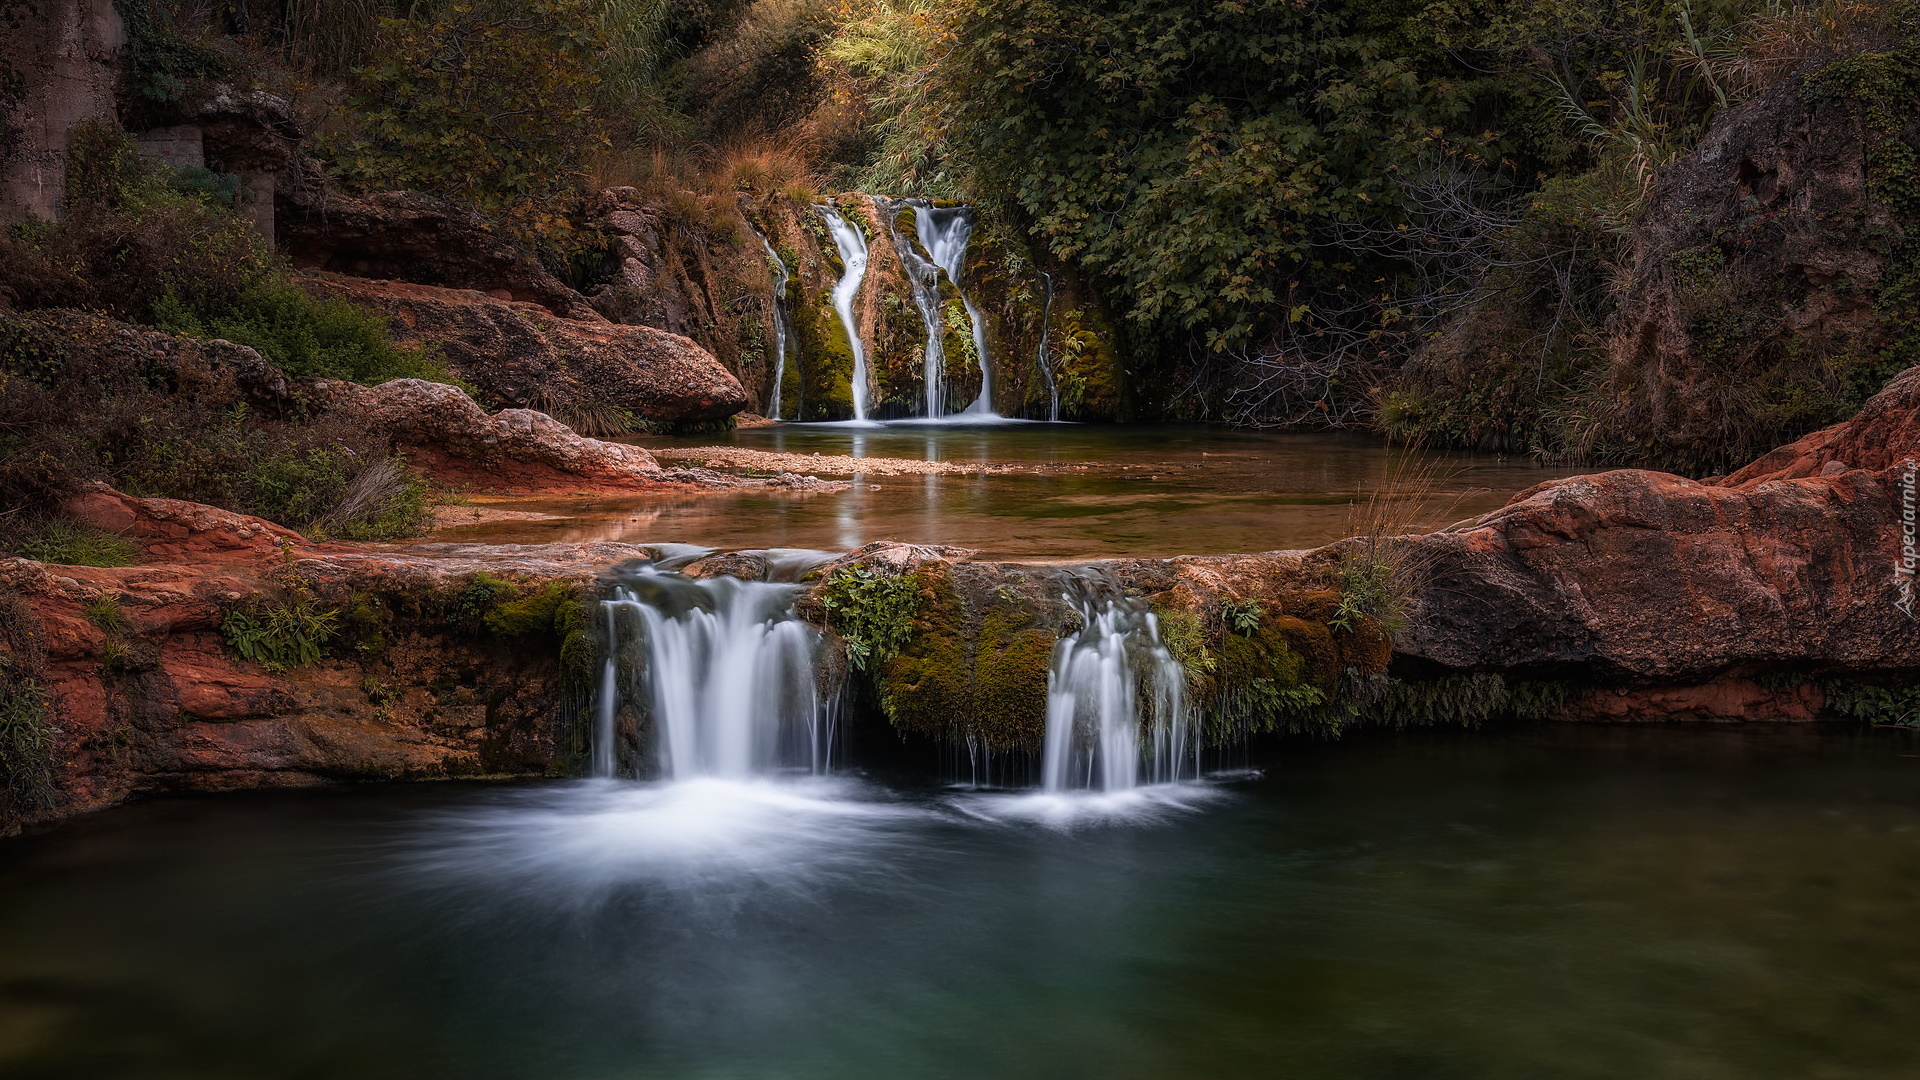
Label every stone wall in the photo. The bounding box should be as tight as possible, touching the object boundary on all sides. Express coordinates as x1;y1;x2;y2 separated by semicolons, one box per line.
0;0;124;224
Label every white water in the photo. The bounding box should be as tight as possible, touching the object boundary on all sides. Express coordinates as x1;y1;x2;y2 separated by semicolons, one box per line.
913;203;995;415
1041;584;1195;792
881;197;953;417
756;231;793;420
815;204;872;423
595;565;836;779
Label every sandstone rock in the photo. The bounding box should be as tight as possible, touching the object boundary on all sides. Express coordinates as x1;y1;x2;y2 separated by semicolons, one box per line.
311;378;666;486
301;273;748;424
1722;366;1920;484
281;191;599;319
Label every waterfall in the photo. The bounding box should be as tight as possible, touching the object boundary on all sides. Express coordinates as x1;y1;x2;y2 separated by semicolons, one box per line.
1041;583;1195;792
815;204;872;422
912;203;995;415
756;230;792;420
882;197;951;417
1037;271;1059;423
595;564;836;780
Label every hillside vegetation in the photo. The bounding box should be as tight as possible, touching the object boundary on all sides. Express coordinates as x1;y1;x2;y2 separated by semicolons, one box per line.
6;0;1918;471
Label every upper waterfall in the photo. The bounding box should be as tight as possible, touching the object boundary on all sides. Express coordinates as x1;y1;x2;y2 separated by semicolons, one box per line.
815;204;872;423
756;229;794;420
912;203;994;416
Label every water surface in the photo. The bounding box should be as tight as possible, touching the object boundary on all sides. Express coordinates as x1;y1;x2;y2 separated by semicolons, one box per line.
431;426;1580;559
3;724;1916;1079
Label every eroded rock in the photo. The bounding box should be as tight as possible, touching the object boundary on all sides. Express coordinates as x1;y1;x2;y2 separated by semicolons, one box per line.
302;273;748;424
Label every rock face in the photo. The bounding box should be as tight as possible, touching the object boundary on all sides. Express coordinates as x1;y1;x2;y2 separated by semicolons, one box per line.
301;272;748;425
0;0;124;224
313;378;669;489
281;191;600;319
1595;54;1915;470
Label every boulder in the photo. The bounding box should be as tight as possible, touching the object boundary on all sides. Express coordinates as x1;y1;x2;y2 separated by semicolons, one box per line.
281;191;599;319
311;378;667;487
301;273;749;424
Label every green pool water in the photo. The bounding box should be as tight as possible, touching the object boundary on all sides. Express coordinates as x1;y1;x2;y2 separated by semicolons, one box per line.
3;724;1916;1079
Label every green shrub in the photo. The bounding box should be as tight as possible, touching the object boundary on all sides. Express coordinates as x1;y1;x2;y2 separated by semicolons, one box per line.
815;564;921;671
221;600;340;669
154;279;447;385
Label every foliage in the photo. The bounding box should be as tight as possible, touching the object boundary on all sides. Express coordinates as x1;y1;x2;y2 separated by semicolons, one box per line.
221;598;341;669
323;0;615;255
153;280;446;385
113;0;233;102
1824;682;1920;727
0;516;138;568
815;563;921;671
923;0;1491;353
0;588;57;826
484;582;584;637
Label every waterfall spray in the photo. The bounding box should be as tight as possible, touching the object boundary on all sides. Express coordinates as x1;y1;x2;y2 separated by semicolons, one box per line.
595;565;838;779
756;230;793;420
1042;579;1195;792
815;204;872;422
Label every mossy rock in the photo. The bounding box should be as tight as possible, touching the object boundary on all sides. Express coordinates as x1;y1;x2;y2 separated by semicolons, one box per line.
791;293;855;420
875;566;1056;754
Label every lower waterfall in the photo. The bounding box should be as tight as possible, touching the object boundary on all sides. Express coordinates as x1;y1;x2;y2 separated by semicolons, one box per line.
595;564;837;780
1042;582;1196;792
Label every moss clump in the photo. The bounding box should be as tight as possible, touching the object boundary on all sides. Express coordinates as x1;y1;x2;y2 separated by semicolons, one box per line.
483;582;580;637
812;564;1056;755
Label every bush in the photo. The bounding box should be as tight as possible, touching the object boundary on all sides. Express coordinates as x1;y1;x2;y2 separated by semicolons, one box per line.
221;599;339;669
1;124;435;387
154;279;447;385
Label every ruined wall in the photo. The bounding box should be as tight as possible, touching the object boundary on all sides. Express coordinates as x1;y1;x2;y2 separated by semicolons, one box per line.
0;0;124;224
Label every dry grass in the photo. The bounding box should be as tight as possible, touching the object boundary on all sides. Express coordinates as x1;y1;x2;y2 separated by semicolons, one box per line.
1330;446;1476;633
1714;0;1907;98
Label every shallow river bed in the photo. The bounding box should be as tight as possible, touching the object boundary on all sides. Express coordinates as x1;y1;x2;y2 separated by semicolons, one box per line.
3;725;1917;1079
430;425;1581;559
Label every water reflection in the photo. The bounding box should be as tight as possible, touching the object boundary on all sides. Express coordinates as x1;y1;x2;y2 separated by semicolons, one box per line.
435;427;1584;559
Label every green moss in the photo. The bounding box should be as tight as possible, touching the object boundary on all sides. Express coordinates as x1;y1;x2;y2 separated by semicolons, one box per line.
449;572;514;631
484;582;581;637
971;610;1054;753
791;294;856;420
880;569;971;740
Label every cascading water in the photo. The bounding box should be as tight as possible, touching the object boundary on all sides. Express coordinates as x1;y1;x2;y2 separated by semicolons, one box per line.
756;230;793;420
1037;271;1059;423
1042;580;1196;792
595;563;837;779
912;202;995;415
881;197;952;418
815;204;871;422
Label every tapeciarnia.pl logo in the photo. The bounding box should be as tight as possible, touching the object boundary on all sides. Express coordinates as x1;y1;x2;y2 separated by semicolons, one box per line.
1898;458;1918;620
